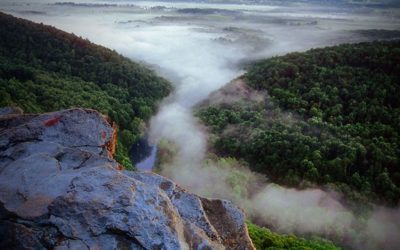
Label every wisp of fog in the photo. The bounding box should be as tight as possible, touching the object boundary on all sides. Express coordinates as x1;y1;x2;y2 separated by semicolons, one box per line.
2;0;399;249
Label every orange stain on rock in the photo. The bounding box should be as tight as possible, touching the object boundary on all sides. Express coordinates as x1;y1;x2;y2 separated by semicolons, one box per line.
43;116;61;127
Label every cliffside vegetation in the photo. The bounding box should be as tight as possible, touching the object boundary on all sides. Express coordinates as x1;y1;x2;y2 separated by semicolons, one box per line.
198;41;400;205
247;222;340;250
0;12;172;168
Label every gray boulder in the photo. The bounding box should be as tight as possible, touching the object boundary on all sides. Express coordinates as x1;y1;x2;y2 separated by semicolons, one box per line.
0;106;23;116
0;108;254;250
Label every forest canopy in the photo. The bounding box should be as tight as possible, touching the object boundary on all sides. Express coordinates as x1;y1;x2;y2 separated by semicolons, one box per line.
0;12;172;168
198;41;400;205
247;222;340;250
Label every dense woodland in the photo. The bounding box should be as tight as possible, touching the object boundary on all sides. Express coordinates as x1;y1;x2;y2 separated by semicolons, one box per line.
198;41;400;205
247;222;340;250
0;12;172;168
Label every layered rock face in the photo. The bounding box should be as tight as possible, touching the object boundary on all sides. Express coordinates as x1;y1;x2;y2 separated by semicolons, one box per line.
0;108;254;250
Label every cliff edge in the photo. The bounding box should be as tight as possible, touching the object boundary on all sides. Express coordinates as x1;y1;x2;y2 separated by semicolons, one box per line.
0;108;254;249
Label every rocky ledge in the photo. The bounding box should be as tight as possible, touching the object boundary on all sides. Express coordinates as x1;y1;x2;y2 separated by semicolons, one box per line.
0;108;254;249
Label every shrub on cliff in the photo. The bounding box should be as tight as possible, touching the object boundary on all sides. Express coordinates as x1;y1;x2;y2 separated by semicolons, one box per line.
247;222;340;250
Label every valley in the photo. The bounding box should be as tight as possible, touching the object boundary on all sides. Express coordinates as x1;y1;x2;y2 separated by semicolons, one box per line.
1;0;399;249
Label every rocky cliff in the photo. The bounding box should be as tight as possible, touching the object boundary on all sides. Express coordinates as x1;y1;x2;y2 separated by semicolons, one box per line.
0;108;254;249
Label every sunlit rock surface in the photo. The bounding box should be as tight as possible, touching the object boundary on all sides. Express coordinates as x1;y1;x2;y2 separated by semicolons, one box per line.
0;108;254;249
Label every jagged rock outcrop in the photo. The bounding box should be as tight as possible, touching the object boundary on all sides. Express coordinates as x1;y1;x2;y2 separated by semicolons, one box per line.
0;108;254;250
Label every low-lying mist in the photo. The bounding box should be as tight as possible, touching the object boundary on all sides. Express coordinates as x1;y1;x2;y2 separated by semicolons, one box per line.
2;0;399;249
160;152;400;249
